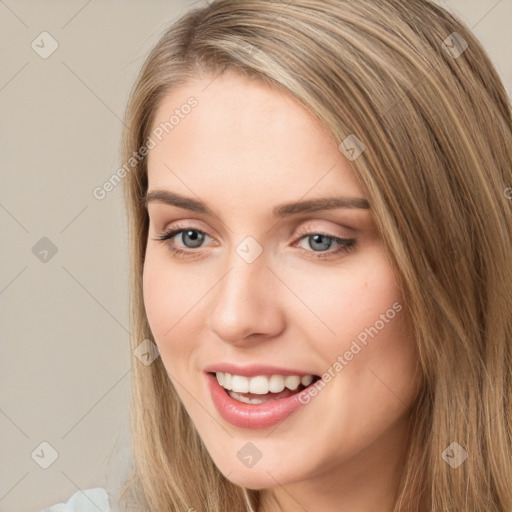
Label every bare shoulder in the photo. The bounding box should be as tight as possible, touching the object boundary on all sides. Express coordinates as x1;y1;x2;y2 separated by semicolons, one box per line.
39;488;111;512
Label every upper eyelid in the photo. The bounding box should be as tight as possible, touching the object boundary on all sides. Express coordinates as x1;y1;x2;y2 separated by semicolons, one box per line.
152;216;355;237
146;203;373;237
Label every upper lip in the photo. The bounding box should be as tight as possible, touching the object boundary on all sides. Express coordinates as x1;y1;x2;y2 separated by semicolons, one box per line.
204;363;319;377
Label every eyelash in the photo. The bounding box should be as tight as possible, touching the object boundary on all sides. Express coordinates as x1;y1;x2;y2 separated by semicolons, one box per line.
153;223;357;261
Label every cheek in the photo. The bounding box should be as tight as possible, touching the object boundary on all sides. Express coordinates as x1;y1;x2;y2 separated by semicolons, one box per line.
143;251;171;341
290;252;419;412
327;270;419;434
142;250;200;365
280;250;404;345
327;258;416;380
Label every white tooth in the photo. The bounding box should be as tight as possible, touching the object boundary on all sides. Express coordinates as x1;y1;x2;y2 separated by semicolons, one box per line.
220;373;313;394
223;372;232;390
229;390;265;404
301;375;313;387
268;375;285;393
249;375;270;394
284;375;301;391
231;374;250;393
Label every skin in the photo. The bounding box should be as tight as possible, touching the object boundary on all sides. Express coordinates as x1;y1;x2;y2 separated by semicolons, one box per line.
143;70;421;512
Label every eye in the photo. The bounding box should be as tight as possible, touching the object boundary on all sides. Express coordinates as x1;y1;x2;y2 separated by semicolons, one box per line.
153;224;212;258
152;223;357;260
293;228;357;260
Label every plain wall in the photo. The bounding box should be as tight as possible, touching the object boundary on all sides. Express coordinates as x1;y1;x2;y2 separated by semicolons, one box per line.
0;1;510;511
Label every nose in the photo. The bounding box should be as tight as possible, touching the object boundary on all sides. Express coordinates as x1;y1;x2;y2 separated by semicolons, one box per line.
207;249;286;346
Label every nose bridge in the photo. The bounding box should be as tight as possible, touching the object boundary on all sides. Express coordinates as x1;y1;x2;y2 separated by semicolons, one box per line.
219;234;269;301
207;237;283;343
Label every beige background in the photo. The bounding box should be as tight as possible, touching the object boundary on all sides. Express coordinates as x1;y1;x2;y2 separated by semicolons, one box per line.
0;1;510;511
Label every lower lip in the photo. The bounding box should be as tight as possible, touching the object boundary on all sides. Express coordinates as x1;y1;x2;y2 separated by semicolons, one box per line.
206;373;310;429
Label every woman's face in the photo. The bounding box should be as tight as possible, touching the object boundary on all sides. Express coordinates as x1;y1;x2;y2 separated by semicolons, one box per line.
143;70;419;495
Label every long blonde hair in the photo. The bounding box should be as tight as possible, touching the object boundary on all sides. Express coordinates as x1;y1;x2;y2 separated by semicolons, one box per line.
117;1;512;510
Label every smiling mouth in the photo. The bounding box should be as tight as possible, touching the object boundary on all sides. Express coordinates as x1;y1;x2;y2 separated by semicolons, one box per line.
208;371;321;404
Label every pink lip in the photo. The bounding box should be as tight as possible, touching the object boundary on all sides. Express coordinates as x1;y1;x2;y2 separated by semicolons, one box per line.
205;372;311;429
203;362;317;378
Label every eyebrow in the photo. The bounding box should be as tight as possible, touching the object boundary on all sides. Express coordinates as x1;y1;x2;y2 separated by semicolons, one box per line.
143;189;370;218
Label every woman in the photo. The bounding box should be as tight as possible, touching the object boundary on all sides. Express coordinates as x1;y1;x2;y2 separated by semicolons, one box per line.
42;0;512;510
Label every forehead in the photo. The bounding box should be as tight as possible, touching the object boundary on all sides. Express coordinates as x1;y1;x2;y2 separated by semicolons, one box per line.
146;71;366;215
